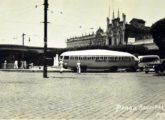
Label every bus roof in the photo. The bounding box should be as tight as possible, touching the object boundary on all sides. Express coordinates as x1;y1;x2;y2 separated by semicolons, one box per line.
61;49;134;57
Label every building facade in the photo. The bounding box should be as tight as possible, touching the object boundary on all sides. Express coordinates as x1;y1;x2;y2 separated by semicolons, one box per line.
106;12;153;46
66;11;154;49
66;28;106;48
106;12;126;46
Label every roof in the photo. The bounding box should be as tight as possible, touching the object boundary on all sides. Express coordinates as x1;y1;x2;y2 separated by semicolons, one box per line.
133;39;154;45
138;55;160;59
125;24;150;35
61;49;135;56
0;44;61;53
130;18;145;24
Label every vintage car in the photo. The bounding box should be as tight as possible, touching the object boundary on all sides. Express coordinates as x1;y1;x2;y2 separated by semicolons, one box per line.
154;60;165;73
138;55;161;73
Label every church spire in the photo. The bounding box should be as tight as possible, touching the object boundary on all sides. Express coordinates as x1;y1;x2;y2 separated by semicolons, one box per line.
108;5;110;18
118;8;120;18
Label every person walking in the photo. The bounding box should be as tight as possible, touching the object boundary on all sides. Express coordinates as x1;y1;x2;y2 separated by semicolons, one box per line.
59;60;63;73
77;62;81;74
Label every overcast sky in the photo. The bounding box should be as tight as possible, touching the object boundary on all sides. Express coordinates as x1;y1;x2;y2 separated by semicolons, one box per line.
0;0;164;48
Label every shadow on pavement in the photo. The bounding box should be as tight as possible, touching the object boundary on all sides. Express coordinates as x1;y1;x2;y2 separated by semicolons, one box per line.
153;73;165;76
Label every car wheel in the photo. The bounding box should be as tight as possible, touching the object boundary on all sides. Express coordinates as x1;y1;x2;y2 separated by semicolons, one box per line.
140;68;144;71
145;71;149;74
160;70;164;73
155;70;159;73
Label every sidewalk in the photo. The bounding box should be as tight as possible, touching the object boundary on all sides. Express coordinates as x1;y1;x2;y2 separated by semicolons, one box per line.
0;66;71;72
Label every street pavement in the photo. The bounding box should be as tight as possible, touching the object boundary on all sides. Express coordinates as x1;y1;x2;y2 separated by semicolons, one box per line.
0;71;165;120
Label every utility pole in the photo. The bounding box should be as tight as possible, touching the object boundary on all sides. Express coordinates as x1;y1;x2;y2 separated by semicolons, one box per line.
22;33;26;46
43;0;48;78
22;33;26;69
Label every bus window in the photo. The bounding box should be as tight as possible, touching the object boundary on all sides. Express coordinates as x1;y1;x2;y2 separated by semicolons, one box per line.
111;57;115;61
64;56;69;60
60;56;63;60
100;57;103;60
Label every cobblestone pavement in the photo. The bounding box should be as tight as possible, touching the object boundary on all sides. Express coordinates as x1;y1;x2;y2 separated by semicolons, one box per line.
0;71;165;120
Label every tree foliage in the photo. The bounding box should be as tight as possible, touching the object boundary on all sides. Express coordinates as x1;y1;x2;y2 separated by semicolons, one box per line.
150;18;165;50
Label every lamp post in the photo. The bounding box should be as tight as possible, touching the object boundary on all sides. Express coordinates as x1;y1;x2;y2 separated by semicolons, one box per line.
43;0;48;78
22;33;26;46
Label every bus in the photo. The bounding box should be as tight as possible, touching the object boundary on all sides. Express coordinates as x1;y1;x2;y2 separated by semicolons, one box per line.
60;49;139;72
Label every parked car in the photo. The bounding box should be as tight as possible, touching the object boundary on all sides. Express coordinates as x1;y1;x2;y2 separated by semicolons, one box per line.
154;60;165;73
138;55;161;73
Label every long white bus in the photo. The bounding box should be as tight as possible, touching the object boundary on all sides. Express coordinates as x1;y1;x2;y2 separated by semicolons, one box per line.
60;49;139;72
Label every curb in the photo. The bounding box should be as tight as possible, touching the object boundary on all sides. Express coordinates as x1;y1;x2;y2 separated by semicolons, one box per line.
0;69;72;73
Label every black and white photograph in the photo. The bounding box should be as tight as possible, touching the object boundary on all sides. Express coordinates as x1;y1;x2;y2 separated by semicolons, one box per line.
0;0;165;119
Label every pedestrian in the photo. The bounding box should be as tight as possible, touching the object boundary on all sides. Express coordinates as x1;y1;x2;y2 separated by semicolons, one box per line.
59;60;63;73
14;60;18;69
77;62;81;74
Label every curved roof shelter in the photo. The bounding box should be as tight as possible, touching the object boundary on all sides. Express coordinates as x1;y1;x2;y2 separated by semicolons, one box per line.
0;44;63;66
0;44;61;54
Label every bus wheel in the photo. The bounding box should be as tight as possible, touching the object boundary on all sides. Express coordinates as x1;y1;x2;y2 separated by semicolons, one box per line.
109;66;118;72
126;67;137;72
72;68;77;72
131;67;137;72
81;66;87;72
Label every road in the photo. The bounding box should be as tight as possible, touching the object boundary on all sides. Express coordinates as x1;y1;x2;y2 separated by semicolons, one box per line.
0;71;165;120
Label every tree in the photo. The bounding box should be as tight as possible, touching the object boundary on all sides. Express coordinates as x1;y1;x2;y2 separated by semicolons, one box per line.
150;18;165;50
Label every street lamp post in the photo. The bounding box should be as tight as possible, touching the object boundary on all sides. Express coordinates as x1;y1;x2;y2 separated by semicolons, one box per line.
22;33;26;46
43;0;48;78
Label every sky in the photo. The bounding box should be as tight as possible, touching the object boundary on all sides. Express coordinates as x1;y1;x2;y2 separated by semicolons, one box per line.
0;0;165;48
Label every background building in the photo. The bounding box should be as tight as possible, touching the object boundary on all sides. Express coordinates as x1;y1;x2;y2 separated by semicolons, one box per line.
106;11;153;46
66;28;106;48
106;11;126;46
66;11;157;50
